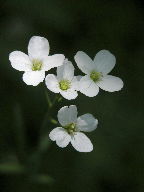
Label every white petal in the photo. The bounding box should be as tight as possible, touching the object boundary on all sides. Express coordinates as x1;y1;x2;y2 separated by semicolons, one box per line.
42;54;65;71
70;77;79;91
57;60;74;81
77;114;98;132
79;75;99;97
56;134;71;148
45;74;59;93
97;75;124;92
22;71;45;86
94;50;116;75
9;51;31;71
76;75;82;81
49;127;65;141
71;132;93;152
28;36;49;59
74;51;95;74
58;105;78;126
49;127;71;148
74;76;82;91
60;90;78;100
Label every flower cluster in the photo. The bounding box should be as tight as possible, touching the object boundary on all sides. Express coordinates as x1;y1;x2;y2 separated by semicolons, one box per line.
9;36;124;152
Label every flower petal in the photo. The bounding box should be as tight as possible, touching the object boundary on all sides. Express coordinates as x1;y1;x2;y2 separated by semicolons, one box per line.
74;51;95;74
94;50;116;75
76;75;83;81
97;75;124;92
71;132;93;152
49;127;65;141
49;127;71;148
42;54;65;71
60;90;78;100
56;134;71;148
9;51;31;71
28;36;49;59
58;105;78;126
57;59;74;81
77;114;98;132
79;75;99;97
22;71;45;86
73;76;82;91
45;74;59;93
70;77;79;91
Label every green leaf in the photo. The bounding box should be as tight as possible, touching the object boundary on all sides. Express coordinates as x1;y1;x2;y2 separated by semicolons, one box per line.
29;174;54;185
0;163;24;174
13;104;26;163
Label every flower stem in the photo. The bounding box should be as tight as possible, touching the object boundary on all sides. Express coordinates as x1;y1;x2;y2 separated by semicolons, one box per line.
45;90;52;108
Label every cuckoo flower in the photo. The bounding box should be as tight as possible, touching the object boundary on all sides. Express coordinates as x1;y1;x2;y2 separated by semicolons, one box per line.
49;105;98;152
45;59;79;100
74;50;123;97
9;36;65;86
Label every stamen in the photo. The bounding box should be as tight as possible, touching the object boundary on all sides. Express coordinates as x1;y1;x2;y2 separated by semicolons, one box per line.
59;80;71;91
90;71;101;82
64;123;76;134
32;59;42;71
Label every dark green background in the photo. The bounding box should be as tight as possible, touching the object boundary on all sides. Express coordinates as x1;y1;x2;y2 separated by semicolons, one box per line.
0;0;144;191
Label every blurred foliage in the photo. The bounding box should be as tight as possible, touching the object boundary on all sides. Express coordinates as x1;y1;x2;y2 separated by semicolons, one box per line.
0;0;144;192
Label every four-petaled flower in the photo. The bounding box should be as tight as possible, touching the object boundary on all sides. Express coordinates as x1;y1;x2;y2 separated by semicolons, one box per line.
45;59;79;100
74;50;124;97
49;105;98;152
9;36;65;86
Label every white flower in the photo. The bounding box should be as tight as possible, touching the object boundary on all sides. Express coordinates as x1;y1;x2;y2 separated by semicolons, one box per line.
74;50;124;97
49;105;98;152
9;36;65;86
45;59;79;100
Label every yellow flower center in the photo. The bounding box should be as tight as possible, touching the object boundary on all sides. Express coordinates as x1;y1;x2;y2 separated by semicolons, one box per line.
90;71;102;82
64;123;76;134
32;59;42;71
59;80;71;91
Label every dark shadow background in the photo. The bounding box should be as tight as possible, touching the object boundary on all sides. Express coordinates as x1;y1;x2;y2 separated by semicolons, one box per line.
0;0;144;191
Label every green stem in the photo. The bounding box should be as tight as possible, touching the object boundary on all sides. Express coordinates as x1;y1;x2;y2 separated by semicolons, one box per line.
13;104;27;164
28;91;62;174
45;90;52;108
